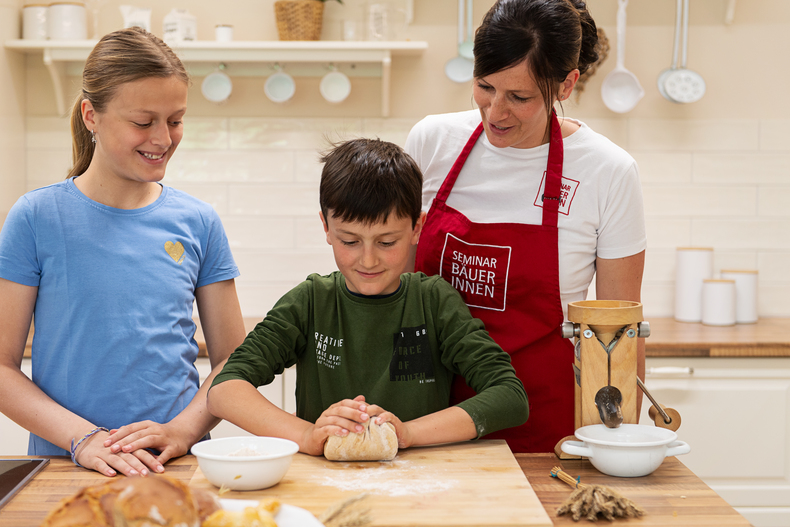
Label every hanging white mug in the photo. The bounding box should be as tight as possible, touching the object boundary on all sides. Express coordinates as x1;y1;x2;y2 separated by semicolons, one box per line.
264;71;296;104
319;70;351;104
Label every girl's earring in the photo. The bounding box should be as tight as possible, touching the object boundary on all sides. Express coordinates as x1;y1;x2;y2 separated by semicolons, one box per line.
91;130;96;144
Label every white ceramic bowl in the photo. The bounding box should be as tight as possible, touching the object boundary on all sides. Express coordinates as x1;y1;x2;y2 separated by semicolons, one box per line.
319;71;351;103
191;436;299;490
201;71;233;103
264;71;296;104
561;424;690;478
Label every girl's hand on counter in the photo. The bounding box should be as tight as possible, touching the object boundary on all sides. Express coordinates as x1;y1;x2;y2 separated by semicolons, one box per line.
103;420;190;473
74;428;155;477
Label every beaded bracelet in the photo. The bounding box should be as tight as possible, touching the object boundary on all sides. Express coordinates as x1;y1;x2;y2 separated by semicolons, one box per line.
70;427;110;468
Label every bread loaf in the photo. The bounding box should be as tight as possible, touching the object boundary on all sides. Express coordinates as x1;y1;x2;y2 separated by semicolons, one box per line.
324;419;398;461
40;474;220;527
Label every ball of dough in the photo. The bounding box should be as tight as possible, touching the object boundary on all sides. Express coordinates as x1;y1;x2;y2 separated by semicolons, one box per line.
324;419;398;461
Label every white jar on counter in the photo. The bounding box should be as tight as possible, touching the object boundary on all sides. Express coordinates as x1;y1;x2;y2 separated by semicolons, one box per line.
720;269;759;324
23;4;48;40
674;247;713;323
701;279;736;326
48;2;87;40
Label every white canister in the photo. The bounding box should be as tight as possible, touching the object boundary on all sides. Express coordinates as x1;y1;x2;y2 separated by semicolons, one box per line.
702;279;736;326
48;2;87;40
215;24;233;42
23;4;48;40
674;247;714;323
720;269;759;324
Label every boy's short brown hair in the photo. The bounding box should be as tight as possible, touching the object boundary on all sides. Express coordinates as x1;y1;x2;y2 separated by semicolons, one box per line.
320;138;423;227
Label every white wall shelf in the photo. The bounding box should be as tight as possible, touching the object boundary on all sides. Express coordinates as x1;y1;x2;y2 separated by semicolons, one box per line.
4;39;428;117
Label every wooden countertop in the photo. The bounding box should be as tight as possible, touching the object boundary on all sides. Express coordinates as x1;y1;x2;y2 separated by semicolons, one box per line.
0;446;751;527
23;317;790;358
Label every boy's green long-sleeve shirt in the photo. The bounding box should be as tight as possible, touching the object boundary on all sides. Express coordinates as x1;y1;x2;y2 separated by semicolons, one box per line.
212;272;528;438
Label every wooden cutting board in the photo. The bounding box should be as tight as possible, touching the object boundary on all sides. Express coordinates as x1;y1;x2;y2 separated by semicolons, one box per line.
190;440;552;527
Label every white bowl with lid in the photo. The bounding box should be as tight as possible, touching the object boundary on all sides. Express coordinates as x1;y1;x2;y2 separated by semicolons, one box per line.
561;424;690;477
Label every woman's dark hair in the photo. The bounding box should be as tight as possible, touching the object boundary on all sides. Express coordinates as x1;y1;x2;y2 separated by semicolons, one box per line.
474;0;602;117
67;27;190;179
320;139;423;228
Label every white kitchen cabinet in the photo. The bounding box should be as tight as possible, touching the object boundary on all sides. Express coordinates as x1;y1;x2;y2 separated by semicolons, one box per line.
0;359;33;455
640;357;790;527
195;358;296;439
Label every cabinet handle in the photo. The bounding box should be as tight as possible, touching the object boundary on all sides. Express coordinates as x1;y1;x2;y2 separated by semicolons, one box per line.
646;366;694;376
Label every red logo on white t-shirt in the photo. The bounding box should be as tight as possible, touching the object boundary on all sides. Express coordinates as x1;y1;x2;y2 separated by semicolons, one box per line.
439;234;511;312
533;171;580;216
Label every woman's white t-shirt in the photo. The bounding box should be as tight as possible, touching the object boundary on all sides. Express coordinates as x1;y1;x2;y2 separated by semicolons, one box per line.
405;110;647;317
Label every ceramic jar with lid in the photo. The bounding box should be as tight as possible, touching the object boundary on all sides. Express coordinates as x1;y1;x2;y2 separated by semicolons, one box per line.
48;2;87;40
23;4;48;40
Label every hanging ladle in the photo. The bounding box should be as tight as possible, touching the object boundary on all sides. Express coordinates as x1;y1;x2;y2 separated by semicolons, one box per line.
600;0;644;113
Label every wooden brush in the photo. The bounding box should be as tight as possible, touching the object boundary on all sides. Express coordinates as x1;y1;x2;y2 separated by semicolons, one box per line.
551;466;645;522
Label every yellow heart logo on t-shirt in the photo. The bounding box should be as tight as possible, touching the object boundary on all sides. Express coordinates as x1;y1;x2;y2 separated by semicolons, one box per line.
165;241;186;265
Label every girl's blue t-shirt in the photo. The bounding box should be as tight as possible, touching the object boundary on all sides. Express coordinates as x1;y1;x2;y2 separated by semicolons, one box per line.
0;178;239;455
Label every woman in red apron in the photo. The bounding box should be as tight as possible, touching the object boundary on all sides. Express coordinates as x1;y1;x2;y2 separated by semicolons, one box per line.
408;0;646;453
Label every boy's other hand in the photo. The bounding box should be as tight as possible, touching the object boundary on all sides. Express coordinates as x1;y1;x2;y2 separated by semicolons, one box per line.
361;404;413;449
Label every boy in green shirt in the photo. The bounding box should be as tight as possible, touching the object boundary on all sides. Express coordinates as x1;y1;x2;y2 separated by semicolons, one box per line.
207;139;528;456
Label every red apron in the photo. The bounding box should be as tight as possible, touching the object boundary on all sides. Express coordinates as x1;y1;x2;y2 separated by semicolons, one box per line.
414;112;574;453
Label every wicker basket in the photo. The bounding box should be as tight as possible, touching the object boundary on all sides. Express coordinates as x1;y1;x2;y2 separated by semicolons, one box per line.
274;0;324;41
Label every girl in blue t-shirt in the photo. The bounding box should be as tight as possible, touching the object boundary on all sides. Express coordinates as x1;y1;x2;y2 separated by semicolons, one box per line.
0;27;246;478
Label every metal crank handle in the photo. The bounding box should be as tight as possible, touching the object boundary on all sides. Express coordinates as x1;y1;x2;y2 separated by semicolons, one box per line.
636;377;670;422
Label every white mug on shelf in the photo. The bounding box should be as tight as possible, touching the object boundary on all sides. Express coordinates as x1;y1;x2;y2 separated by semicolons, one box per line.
48;2;87;40
23;4;48;40
720;269;758;324
701;279;736;326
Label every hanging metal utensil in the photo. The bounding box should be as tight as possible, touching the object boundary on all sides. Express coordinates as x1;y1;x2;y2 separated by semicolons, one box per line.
663;0;706;103
637;377;682;431
593;332;625;428
600;0;644;113
658;0;683;101
444;0;474;83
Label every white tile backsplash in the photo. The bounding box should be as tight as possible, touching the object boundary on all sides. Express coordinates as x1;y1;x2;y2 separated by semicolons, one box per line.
24;116;790;317
629;119;759;152
631;152;693;184
643;185;757;217
693;153;790;184
759;120;790;152
758;187;790;216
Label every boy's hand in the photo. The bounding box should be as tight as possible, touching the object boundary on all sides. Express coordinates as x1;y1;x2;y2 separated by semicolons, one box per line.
359;403;414;450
